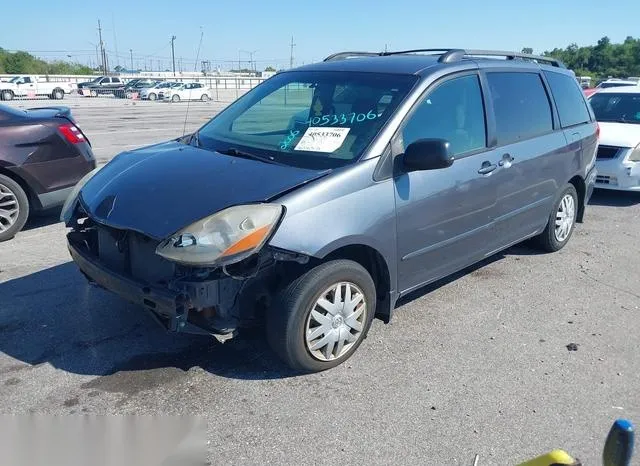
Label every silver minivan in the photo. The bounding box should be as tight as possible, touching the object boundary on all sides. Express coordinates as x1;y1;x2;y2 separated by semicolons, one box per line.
63;49;598;372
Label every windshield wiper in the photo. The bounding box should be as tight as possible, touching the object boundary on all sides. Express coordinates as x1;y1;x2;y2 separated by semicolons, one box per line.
216;147;277;164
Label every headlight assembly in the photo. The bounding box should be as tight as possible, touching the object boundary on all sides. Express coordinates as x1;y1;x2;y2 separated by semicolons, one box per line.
156;204;283;266
60;166;102;223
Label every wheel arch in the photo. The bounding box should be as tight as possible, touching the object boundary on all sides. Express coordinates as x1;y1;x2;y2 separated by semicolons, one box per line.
319;243;394;323
0;166;40;209
568;174;586;223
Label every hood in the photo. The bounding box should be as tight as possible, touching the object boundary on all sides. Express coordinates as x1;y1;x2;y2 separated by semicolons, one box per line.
79;141;329;239
598;122;640;148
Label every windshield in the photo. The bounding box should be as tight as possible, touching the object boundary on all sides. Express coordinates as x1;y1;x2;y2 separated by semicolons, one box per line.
8;77;21;83
196;71;417;169
590;92;640;124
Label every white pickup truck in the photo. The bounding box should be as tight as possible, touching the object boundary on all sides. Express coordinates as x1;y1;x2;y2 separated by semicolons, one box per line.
0;76;74;101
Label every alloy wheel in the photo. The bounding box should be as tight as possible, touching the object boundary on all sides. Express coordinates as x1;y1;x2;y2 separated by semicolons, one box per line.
0;183;19;233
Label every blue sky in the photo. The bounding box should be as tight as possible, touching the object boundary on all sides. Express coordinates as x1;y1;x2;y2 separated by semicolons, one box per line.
3;0;639;70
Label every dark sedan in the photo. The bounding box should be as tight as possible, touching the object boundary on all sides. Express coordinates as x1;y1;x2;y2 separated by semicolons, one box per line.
0;104;96;241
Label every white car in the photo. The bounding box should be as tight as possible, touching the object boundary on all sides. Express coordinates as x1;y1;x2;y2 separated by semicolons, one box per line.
139;82;179;101
589;87;640;191
160;82;211;102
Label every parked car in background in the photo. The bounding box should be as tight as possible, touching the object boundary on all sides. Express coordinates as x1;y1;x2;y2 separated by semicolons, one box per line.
79;77;124;97
62;48;597;372
77;76;110;90
589;87;640;191
160;82;211;102
0;76;73;101
112;79;158;98
0;103;96;241
140;82;179;101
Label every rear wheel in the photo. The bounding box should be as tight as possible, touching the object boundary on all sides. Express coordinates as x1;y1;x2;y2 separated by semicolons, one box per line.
51;88;64;100
201;94;209;102
171;94;180;102
148;92;157;101
1;90;14;101
0;174;29;242
535;184;578;252
267;260;376;372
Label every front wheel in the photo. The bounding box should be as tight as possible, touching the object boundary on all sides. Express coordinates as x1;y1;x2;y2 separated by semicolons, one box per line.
51;89;64;100
171;94;180;102
148;93;157;101
90;90;98;98
535;184;578;252
1;90;14;101
267;260;376;372
201;94;209;102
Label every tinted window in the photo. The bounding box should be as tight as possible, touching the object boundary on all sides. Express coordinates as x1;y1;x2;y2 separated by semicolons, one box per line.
487;72;553;145
589;93;640;124
112;78;121;83
402;74;486;156
544;71;591;128
101;78;110;84
23;77;32;84
599;82;636;89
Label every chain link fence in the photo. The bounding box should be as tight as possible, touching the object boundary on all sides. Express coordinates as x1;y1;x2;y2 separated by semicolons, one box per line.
0;74;265;103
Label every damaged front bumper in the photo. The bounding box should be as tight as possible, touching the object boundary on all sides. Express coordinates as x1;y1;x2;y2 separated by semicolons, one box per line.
67;235;239;342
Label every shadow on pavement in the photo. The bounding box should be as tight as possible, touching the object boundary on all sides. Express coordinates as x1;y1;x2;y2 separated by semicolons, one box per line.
22;207;63;232
0;242;547;382
589;189;640;207
0;262;297;381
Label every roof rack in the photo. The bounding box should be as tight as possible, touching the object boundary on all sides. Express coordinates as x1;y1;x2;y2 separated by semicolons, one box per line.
323;51;383;62
322;48;565;68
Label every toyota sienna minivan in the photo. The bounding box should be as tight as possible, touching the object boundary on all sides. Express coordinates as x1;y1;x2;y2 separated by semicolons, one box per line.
63;48;598;372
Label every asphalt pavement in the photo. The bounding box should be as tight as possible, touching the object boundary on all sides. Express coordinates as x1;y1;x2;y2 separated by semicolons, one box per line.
1;96;640;465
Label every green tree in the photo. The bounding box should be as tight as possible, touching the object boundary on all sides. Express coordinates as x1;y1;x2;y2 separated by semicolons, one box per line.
521;47;533;55
265;66;276;72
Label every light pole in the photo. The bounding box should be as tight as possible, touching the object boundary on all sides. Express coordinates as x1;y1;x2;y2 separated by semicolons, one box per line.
171;35;176;76
130;49;134;71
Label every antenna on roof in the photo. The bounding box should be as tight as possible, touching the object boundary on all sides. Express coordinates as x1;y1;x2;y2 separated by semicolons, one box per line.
182;27;204;137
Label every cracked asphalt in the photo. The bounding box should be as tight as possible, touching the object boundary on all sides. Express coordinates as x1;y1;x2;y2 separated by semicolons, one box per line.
1;96;640;465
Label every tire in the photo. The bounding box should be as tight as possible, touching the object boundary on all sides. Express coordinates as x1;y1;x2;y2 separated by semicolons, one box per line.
1;90;14;101
51;88;64;100
535;184;578;252
0;174;29;242
267;259;376;372
201;94;209;102
171;94;180;102
90;90;98;98
148;93;157;101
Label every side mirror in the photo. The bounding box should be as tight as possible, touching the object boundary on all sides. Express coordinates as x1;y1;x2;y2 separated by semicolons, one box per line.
403;138;454;172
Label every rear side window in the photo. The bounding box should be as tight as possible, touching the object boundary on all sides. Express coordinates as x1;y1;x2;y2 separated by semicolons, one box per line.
486;72;553;145
112;78;121;83
544;71;591;128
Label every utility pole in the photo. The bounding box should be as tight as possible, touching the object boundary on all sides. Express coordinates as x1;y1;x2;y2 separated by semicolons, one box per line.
171;35;176;76
289;36;296;69
130;49;133;70
238;50;241;72
98;19;107;74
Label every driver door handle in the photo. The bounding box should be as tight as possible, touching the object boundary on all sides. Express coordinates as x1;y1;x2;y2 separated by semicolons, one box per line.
478;161;497;175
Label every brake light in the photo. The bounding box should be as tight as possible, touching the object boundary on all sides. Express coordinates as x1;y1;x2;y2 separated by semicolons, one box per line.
596;122;600;139
58;123;85;144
